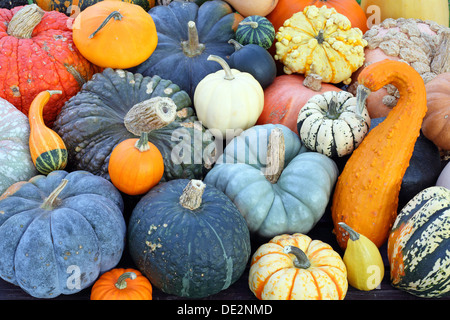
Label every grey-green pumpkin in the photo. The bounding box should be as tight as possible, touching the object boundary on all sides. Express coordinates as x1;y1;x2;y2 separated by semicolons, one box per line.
0;170;126;299
53;68;215;182
204;124;339;238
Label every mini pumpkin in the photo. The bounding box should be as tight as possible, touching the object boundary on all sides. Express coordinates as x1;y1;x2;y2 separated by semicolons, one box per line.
72;1;158;69
193;55;264;138
0;4;100;126
297;90;371;157
235;15;275;50
0;170;126;299
249;233;348;300
274;5;367;85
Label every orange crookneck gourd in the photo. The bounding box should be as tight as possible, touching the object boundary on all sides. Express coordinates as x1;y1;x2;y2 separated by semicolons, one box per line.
331;59;428;249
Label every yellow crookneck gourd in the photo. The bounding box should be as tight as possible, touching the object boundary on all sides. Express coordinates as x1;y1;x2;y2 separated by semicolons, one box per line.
339;222;384;291
274;5;367;85
28;90;68;175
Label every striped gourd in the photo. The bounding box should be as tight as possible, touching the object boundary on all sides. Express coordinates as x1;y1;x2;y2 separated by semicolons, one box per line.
235;15;275;50
28;90;68;175
388;186;450;298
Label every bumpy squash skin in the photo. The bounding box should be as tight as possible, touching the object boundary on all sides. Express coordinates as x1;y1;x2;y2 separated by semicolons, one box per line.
0;170;126;299
131;1;240;99
53;68;214;182
128;179;251;298
332;60;428;249
388;186;450;298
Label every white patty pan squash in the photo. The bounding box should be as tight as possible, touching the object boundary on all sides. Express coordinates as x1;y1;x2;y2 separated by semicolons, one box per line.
0;97;37;195
274;5;367;85
297;90;371;157
204;124;339;238
194;55;264;138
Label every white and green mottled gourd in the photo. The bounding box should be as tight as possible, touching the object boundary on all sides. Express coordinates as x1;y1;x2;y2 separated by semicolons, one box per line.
0;98;37;195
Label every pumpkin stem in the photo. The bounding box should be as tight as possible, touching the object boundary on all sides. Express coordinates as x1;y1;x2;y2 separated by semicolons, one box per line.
338;222;360;242
356;84;371;116
431;29;450;74
135;132;150;152
207;55;234;81
228;39;244;52
303;69;322;92
264;128;285;184
115;272;137;290
326;95;342;120
283;245;311;269
7;4;45;39
239;21;259;29
40;179;68;210
89;11;123;39
179;179;205;210
181;21;205;57
124;97;177;136
316;29;325;44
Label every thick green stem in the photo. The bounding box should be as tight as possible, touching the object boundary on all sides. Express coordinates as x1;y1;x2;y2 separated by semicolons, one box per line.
89;11;123;39
40;179;68;210
283;245;311;269
207;55;234;80
115;272;137;290
135;132;150;152
338;222;360;241
181;21;205;57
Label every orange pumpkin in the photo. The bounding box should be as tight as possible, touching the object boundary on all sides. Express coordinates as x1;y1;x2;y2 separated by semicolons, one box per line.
90;268;152;300
257;74;341;134
108;132;164;196
72;1;157;69
422;72;450;151
332;60;428;249
249;233;348;300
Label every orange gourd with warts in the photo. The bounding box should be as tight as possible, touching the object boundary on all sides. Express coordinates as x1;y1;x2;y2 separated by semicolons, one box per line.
28;90;68;175
331;60;427;249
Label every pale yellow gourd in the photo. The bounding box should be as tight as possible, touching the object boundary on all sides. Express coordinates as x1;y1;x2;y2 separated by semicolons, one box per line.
339;222;384;291
274;5;367;85
193;55;264;138
360;0;449;27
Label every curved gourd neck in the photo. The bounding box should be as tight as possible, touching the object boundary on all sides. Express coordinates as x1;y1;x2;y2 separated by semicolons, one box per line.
29;90;62;127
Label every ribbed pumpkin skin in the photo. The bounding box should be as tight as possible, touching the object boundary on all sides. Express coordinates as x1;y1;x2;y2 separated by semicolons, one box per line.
388;186;450;298
128;179;251;298
131;0;240;99
236;15;275;50
0;98;37;195
0;170;126;299
53;68;214;182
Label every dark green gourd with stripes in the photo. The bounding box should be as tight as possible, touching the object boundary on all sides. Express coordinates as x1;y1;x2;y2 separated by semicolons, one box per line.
235;15;275;50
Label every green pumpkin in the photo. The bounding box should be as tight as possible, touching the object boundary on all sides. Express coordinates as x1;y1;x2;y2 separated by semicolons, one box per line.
0;170;126;298
0;97;37;195
204;124;339;239
128;179;251;298
235;15;275;50
388;186;450;298
53;68;215;182
131;0;241;99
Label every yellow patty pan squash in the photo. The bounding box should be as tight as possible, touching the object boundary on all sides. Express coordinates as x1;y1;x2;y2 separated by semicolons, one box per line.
274;5;367;85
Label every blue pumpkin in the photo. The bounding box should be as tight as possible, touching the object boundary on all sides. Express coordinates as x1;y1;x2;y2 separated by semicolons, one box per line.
0;170;126;298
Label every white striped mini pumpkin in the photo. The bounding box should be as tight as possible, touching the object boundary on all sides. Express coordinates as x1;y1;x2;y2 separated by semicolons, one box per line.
388;186;450;298
297;90;371;158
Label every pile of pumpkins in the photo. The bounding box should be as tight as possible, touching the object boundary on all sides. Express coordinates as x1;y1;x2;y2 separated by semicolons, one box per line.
0;0;449;300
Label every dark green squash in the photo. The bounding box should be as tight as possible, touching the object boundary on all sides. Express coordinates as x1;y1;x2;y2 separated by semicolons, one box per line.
227;39;277;89
127;179;251;298
388;186;450;298
130;0;241;99
235;15;275;50
0;0;30;9
0;170;126;299
53;68;215;182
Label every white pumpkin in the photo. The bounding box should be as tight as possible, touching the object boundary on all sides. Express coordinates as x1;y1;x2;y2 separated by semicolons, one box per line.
436;162;450;190
297;90;371;157
0;98;37;195
193;55;264;139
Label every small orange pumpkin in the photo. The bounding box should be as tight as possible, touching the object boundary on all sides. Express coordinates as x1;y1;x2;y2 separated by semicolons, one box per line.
72;1;158;69
108;132;164;196
90;268;153;300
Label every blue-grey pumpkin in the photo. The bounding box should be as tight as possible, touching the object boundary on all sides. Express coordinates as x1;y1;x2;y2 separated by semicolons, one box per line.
204;124;339;238
128;179;251;298
0;170;126;299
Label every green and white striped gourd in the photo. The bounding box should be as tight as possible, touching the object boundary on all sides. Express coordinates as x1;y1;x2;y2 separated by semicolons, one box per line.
235;15;275;50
